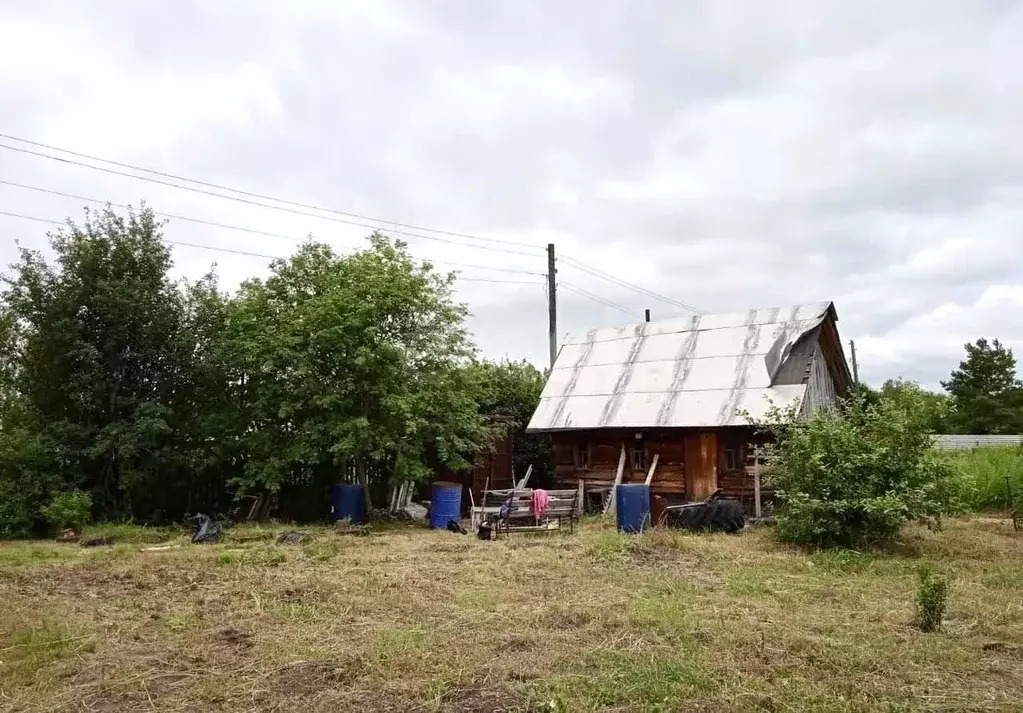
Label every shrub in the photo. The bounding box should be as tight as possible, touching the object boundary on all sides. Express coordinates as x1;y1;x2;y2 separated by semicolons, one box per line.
916;565;950;632
759;395;964;548
39;490;93;532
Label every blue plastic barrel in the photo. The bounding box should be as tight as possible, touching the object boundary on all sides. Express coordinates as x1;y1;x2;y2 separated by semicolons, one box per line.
331;483;366;524
616;483;650;534
429;482;463;529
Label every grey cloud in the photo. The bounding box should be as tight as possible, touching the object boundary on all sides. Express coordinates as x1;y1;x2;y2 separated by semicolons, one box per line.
2;0;1023;388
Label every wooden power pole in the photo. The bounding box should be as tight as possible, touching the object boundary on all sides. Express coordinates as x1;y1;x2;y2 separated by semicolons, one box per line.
849;339;859;386
547;243;557;369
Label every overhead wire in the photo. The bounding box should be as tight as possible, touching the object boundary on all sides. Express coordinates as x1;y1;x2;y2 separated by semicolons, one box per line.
559;280;634;314
560;253;705;314
0;209;543;286
0;179;543;276
0;133;542;248
0;142;538;257
0;134;711;311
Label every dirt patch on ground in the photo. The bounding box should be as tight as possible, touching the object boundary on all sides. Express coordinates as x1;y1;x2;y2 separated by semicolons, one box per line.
214;626;253;650
439;683;530;713
272;659;347;694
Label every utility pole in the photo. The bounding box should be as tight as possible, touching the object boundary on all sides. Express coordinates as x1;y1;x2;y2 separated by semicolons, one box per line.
849;339;859;386
547;243;557;369
644;309;651;323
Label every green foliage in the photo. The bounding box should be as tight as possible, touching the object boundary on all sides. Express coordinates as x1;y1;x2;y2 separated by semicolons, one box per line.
915;564;950;632
224;235;486;496
941;338;1023;435
944;445;1023;511
467;359;551;484
878;379;952;434
0;205;526;529
0;206;235;525
39;490;92;531
759;394;964;548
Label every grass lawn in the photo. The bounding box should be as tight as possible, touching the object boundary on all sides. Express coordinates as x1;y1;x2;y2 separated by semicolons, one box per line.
1;516;1021;712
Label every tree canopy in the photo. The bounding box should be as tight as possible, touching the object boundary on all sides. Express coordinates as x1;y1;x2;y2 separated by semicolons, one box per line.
941;338;1023;434
0;206;527;535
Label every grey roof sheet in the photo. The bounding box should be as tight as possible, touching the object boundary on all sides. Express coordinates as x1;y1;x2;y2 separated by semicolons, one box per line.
527;302;834;431
933;434;1023;450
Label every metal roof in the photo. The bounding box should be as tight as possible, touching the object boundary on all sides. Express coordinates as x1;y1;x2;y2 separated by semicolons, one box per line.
527;302;835;431
933;434;1023;450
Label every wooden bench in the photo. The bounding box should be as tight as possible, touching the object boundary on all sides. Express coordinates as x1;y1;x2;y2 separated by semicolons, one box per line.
473;488;579;537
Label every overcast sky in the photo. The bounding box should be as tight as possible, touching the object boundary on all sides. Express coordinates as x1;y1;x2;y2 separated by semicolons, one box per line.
1;0;1021;389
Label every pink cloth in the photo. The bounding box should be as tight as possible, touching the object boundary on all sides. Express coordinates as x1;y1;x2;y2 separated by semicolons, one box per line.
532;488;550;517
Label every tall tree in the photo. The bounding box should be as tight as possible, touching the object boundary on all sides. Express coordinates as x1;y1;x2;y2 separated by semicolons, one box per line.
0;206;228;524
225;235;487;502
941;338;1023;434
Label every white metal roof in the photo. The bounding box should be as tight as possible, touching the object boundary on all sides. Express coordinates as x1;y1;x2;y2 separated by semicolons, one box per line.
527;302;835;431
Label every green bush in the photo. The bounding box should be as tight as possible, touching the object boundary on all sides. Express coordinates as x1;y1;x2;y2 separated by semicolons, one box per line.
39;490;93;532
915;565;950;632
760;395;964;548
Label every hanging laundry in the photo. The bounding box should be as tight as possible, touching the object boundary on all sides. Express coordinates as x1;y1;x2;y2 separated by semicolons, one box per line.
532;488;550;517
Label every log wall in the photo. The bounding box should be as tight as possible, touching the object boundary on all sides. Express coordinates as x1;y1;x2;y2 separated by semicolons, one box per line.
551;427;772;502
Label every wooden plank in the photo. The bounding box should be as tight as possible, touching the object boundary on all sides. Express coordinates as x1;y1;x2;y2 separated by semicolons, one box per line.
753;445;762;519
576;479;585;514
603;444;627;517
516;464;533;490
643;453;660;486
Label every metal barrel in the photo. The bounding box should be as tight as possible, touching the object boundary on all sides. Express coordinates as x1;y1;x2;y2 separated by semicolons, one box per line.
429;482;462;529
331;483;366;524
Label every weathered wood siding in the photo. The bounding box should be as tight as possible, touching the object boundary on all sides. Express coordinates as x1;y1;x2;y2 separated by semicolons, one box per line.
804;343;838;415
551;427;772;502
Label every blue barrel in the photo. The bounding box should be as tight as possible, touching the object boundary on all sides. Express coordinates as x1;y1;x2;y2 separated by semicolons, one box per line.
616;483;650;534
429;482;462;529
331;483;366;524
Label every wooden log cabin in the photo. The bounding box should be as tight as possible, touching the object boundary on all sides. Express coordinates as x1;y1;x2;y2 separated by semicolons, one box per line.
526;302;852;508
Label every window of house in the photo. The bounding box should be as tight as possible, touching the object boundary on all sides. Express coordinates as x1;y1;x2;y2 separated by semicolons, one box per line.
630;445;646;471
573;442;590;469
724;447;742;471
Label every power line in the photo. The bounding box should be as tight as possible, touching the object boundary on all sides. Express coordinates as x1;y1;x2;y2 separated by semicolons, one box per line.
0;209;547;287
559;253;705;314
0;132;542;249
0;179;543;276
559;280;633;314
0;142;538;257
0;209;281;259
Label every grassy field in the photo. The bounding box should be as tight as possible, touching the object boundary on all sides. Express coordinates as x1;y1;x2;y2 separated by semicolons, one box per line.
1;517;1021;712
945;446;1023;511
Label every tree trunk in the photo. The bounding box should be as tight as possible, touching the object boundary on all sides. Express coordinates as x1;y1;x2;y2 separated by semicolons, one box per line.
356;457;371;512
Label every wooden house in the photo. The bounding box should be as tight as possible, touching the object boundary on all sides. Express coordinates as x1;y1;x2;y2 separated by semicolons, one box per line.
526;302;852;507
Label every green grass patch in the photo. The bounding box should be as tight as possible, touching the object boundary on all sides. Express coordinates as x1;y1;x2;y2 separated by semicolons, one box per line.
981;566;1023;591
726;568;775;597
547;647;716;710
945;445;1023;510
808;548;875;573
586;531;632;564
1;621;94;683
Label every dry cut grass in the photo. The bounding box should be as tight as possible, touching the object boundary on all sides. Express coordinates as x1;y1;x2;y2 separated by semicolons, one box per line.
1;516;1021;712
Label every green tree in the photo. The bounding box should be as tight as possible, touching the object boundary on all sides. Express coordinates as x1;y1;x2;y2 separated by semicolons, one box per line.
879;379;952;434
468;359;551;485
0;206;230;526
225;235;487;503
941;338;1023;434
